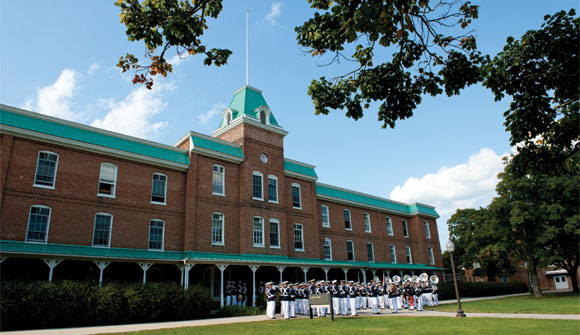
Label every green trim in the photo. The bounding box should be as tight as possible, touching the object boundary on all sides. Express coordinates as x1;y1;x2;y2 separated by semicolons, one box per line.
0;107;189;166
228;86;280;126
284;159;318;179
190;133;244;159
0;240;443;271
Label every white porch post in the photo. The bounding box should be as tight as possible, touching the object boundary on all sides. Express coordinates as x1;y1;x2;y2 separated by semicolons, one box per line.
276;266;286;283
217;264;229;308
361;269;367;283
322;267;330;281
371;269;377;281
177;264;185;286
94;261;111;287
138;263;153;284
249;265;260;307
0;257;7;264
42;259;62;282
301;267;310;282
183;263;194;289
342;268;349;281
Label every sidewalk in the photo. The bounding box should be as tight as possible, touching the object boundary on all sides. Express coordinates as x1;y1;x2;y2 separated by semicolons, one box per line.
3;292;578;335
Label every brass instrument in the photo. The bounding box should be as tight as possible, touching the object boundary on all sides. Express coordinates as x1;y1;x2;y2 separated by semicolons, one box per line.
402;274;411;283
419;273;429;282
430;275;439;284
392;275;401;284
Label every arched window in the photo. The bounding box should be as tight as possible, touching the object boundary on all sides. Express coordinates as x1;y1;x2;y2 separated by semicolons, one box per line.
259;110;266;124
226;112;232;126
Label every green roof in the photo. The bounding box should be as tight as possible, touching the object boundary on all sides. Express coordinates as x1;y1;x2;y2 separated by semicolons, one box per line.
0;107;189;166
316;183;439;218
0;240;443;271
190;133;244;160
220;86;280;127
284;159;318;179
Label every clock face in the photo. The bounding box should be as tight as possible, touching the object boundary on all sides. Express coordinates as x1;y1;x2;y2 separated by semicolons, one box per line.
260;153;268;163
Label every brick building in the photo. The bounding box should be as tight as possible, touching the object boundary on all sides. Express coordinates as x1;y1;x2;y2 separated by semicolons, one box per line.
0;85;443;306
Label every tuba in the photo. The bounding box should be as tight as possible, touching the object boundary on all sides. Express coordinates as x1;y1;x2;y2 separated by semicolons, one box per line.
402;274;411;283
385;276;392;284
393;275;401;284
430;275;439;284
420;273;429;282
412;275;420;283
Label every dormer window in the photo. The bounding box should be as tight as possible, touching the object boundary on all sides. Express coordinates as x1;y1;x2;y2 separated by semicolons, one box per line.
225;111;232;126
259;110;266;124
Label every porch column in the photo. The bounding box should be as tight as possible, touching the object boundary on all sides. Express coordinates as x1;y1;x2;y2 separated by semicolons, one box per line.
177;264;185;286
322;267;330;281
42;259;62;282
217;264;229;308
342;268;349;281
0;257;7;264
300;267;310;282
138;263;153;284
184;263;194;289
371;269;376;281
276;266;286;283
249;265;260;307
361;269;367;283
94;261;111;287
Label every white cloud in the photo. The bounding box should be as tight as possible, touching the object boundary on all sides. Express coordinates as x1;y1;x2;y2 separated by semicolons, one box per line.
24;68;80;120
91;83;172;140
168;53;189;66
198;103;226;125
265;2;282;25
87;63;100;76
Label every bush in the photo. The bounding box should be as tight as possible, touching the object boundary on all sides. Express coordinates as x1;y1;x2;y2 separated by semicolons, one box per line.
437;281;529;300
0;280;213;331
215;305;264;317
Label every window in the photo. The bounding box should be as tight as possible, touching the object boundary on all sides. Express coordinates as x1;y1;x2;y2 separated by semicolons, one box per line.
294;224;304;251
323;238;332;260
26;205;51;243
212;213;224;245
269;219;280;248
291;183;302;209
253;217;264;247
252;172;263;200
346;240;355;261
389;245;397;263
321;205;330;227
386;217;393;236
212;165;225;196
402;220;409;237
93;213;113;247
34;151;58;188
151;173;167;204
424;221;431;239
260;110;267;124
226;111;232;126
406;246;412;264
98;163;117;197
428;247;435;265
267;175;278;203
367;242;374;262
344;209;352;230
148;219;164;250
364;213;371;232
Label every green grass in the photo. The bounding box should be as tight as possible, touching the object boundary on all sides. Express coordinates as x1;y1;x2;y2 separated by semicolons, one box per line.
426;292;580;314
101;317;579;335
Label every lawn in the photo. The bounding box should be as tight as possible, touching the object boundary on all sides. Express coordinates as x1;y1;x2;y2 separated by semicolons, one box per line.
426;292;580;314
102;316;579;335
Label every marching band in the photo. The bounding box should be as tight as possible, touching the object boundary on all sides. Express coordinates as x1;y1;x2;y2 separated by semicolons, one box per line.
262;273;440;319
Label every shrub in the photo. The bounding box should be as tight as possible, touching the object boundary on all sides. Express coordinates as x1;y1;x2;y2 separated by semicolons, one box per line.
437;281;529;300
215;305;264;317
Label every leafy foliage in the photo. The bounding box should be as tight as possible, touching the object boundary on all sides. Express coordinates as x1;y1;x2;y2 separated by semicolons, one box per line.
435;281;528;300
116;0;231;89
295;0;483;128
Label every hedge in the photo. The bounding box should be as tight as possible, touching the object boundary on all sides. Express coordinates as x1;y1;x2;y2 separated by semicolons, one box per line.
0;280;213;331
436;281;529;300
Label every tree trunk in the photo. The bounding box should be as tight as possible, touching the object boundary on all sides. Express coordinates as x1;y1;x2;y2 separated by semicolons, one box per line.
528;257;543;297
562;263;579;293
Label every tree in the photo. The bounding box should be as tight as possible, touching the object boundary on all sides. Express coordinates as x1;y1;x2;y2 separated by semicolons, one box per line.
295;0;482;128
116;0;231;89
448;208;515;282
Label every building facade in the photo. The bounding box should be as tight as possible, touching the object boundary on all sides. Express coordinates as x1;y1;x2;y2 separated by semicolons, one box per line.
0;85;443;306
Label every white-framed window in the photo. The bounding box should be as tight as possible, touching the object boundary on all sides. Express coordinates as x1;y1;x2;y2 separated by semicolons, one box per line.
428;247;435;265
98;163;117;198
267;175;278;203
259;110;267;124
151;173;167;204
212;213;224;246
323;238;332;260
406;246;412;264
269;219;280;248
294;223;304;251
424;221;431;239
321;205;330;227
25;205;51;243
291;183;302;209
212;165;225;196
92;213;113;247
225;111;232;126
346;240;355;261
148;219;165;251
364;213;371;233
402;220;409;238
344;209;352;230
33;151;59;189
252;171;263;200
386;217;393;236
389;245;397;263
367;242;374;262
253;216;264;247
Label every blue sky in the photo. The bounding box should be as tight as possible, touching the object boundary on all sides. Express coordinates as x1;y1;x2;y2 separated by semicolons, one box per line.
1;1;577;251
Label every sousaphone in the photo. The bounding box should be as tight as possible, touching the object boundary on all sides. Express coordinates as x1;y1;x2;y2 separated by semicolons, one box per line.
412;275;420;283
392;275;401;284
419;273;429;282
402;274;411;283
430;275;439;284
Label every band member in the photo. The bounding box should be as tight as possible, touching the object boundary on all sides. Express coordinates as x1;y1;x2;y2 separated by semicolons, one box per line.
433;284;439;305
389;283;399;313
309;279;317;316
289;283;297;318
369;280;380;314
339;280;348;315
280;281;290;319
415;283;423;311
302;283;310;315
265;282;278;319
239;281;247;306
356;282;363;310
226;281;233;306
377;280;385;309
315;281;326;317
348;281;358;316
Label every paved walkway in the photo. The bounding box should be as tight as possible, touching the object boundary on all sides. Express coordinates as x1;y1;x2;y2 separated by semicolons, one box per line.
4;292;578;335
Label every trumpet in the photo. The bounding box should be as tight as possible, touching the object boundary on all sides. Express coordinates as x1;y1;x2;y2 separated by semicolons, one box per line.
430;275;439;284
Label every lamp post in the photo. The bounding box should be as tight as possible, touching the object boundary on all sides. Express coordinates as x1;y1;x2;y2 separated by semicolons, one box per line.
446;240;466;317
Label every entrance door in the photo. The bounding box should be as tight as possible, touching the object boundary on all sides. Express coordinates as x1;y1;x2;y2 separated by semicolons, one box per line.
554;275;568;289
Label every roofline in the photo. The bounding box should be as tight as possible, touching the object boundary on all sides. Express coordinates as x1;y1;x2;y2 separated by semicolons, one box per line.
285;170;318;182
233;85;262;94
284;157;316;170
317;182;413;208
211;109;289;138
317;193;413;217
